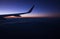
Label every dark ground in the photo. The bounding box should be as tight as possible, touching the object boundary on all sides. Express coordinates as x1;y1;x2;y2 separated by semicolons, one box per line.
0;18;60;39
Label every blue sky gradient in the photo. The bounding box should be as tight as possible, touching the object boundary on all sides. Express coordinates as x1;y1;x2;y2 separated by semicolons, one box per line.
0;0;60;17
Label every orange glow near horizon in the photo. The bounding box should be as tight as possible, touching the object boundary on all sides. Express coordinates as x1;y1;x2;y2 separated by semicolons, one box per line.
4;13;59;18
4;14;48;18
4;13;51;18
4;16;21;18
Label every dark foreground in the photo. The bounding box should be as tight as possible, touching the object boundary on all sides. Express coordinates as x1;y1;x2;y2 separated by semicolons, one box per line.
0;18;60;39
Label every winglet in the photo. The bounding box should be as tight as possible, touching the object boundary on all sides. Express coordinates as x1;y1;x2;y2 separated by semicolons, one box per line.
27;5;35;13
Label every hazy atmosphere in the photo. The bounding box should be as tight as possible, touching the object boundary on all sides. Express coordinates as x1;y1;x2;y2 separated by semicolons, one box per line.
0;0;60;17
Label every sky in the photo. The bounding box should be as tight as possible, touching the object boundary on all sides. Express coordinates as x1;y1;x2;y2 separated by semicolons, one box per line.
0;0;60;17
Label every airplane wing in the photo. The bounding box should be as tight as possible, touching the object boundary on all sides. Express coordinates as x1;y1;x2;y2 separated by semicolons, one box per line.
2;5;35;16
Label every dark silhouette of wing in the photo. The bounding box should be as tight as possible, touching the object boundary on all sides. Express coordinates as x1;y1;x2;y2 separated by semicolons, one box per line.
3;5;35;16
0;5;35;20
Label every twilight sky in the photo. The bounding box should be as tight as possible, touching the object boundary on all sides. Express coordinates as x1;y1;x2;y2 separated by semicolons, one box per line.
0;0;60;17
